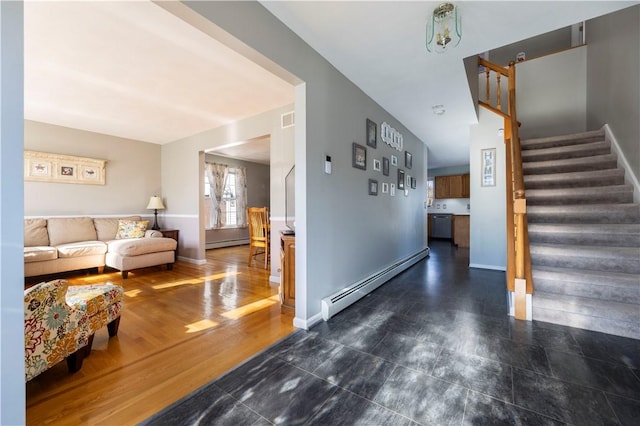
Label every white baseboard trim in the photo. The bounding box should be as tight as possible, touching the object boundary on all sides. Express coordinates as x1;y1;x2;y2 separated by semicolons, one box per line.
469;263;506;271
205;239;249;250
177;256;206;265
293;312;323;330
269;275;280;284
604;124;640;203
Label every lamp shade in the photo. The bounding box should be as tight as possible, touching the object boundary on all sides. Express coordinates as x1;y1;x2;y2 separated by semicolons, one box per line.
146;196;165;210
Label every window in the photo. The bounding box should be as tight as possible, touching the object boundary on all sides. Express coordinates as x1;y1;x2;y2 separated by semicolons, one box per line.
222;170;238;226
427;178;434;207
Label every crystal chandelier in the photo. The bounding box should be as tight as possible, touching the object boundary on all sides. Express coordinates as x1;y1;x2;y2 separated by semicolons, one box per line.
426;3;462;53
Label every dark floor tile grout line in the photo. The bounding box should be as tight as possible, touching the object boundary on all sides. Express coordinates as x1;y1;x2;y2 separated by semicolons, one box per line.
459;388;470;426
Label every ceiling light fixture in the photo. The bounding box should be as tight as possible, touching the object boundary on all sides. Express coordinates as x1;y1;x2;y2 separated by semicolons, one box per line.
432;104;446;115
426;3;461;53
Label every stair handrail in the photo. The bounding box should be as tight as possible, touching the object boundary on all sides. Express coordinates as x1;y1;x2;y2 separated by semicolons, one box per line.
478;57;533;320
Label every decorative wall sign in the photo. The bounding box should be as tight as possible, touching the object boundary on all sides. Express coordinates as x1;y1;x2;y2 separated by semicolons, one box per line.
352;143;367;170
380;122;403;151
481;148;496;187
373;159;381;171
366;119;377;148
25;151;106;185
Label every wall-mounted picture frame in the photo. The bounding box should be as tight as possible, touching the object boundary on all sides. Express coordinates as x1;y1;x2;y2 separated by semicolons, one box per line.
411;177;417;189
373;158;381;171
368;179;378;196
24;150;106;185
390;183;396;196
352;142;367;170
481;148;496;187
405;151;412;169
391;155;398;166
366;118;377;148
382;157;390;176
398;169;405;190
382;182;389;193
406;174;412;189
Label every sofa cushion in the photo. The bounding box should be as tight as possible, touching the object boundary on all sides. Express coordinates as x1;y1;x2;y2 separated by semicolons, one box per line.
57;241;107;258
107;237;177;256
94;216;142;241
24;219;49;247
47;217;98;246
24;246;58;263
115;220;149;239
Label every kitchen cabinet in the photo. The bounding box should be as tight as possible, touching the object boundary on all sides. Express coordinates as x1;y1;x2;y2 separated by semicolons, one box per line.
453;215;470;248
434;173;470;199
280;233;295;316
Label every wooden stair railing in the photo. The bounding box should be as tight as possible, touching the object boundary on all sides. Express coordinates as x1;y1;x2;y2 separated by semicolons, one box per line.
478;57;533;321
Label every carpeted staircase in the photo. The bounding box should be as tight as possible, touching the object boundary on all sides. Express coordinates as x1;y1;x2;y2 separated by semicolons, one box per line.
522;128;640;339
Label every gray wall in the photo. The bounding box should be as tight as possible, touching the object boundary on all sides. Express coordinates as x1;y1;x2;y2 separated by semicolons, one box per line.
184;1;427;325
1;2;25;423
24;120;162;217
204;153;270;245
516;46;587;139
586;5;640;178
469;109;507;270
489;27;572;66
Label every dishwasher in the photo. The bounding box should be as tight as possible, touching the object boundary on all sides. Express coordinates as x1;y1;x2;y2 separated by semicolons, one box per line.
431;214;452;239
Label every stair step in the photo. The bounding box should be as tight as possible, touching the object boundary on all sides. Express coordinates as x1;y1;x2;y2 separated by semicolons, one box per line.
532;266;640;304
522;154;618;175
521;129;605;150
526;184;634;205
522;141;610;163
524;168;625;190
530;243;640;274
528;223;640;247
532;293;640;339
527;203;640;224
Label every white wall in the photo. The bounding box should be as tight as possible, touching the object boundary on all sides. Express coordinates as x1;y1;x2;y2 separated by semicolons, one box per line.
161;105;294;262
182;2;427;326
469;109;506;270
0;1;25;423
516;46;587;139
24;120;162;217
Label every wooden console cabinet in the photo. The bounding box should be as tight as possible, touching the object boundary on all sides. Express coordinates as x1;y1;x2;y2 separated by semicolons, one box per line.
280;233;295;316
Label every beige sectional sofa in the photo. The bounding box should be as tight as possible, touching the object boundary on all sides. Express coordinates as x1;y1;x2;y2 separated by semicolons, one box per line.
24;216;177;278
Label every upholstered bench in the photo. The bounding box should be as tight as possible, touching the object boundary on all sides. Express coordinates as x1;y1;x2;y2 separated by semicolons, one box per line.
25;280;124;381
66;282;124;354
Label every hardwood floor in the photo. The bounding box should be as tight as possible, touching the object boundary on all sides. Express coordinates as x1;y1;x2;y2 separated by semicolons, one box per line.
25;246;295;425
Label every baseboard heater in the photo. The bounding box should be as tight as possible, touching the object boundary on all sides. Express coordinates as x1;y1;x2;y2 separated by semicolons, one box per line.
321;247;430;320
205;238;249;250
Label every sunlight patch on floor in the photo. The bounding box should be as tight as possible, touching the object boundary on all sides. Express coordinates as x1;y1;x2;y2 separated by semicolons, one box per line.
185;319;220;333
221;295;280;320
124;289;143;297
152;271;241;290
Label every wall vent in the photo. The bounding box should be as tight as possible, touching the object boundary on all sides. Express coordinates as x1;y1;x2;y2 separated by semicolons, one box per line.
281;111;295;129
321;247;430;320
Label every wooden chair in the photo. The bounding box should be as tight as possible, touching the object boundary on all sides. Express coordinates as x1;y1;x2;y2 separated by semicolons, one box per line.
247;207;270;269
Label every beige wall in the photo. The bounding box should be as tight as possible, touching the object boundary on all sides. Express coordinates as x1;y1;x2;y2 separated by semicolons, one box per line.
24;120;161;217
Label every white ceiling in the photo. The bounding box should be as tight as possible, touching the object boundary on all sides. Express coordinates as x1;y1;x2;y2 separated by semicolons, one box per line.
24;1;636;168
24;0;294;153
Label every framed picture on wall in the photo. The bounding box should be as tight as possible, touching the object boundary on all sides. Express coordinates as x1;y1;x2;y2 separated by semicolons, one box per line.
368;179;378;195
382;157;390;176
391;155;398;166
405;151;412;169
382;182;389;193
373;158;381;171
398;169;405;190
352;142;367;170
366;118;377;148
481;148;496;187
390;183;396;196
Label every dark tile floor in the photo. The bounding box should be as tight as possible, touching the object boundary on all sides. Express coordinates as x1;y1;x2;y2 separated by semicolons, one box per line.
142;240;640;425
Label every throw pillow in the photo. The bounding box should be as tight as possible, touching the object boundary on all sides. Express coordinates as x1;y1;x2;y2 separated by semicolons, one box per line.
115;220;149;239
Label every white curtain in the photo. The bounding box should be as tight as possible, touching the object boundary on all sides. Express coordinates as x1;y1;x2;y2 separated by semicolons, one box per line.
205;163;228;229
234;167;248;227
